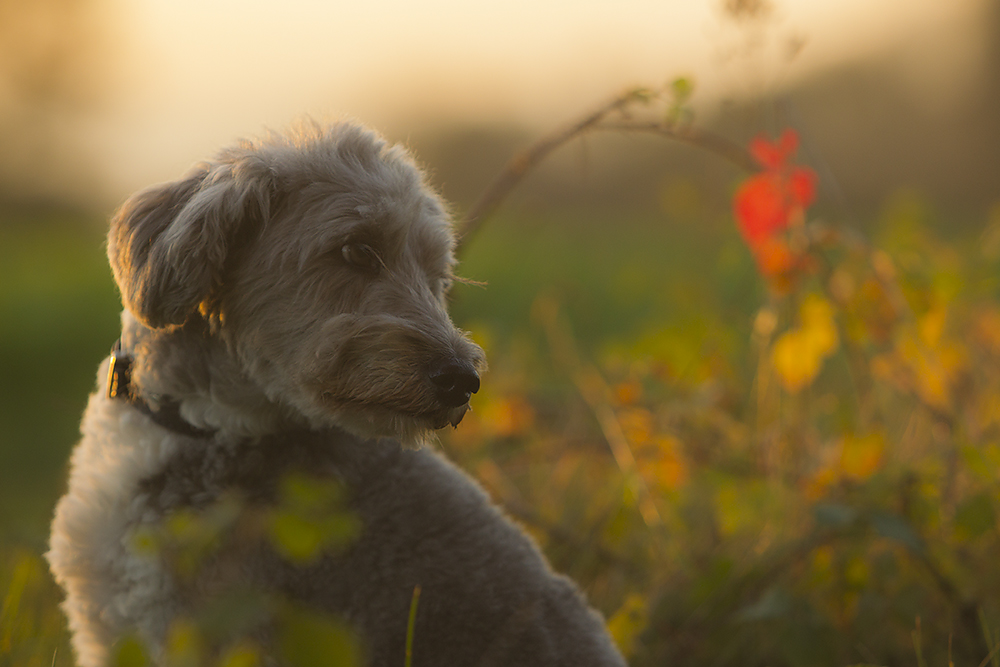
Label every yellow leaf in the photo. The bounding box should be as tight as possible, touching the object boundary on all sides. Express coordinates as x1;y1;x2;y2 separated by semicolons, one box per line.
772;295;840;392
800;293;834;327
772;330;822;392
898;332;951;409
918;305;947;347
840;433;885;480
800;294;839;357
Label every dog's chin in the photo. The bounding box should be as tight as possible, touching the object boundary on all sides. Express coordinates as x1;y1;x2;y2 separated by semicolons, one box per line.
428;404;471;430
320;401;471;449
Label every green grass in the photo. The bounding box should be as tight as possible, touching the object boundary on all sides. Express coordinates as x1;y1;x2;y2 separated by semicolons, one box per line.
453;208;762;349
0;210;121;545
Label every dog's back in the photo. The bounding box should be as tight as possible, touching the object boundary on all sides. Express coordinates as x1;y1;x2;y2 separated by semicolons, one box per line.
139;426;625;666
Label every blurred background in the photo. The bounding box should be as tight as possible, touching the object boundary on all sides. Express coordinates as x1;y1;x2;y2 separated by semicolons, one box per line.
1;0;997;210
1;0;999;665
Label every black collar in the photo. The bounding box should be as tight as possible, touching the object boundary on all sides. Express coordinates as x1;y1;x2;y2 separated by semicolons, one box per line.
107;339;217;439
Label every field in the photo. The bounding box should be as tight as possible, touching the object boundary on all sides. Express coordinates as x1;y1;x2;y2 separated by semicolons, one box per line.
2;183;1000;666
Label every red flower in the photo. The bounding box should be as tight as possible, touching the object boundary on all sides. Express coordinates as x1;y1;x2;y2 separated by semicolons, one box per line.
749;129;799;171
734;172;786;245
733;129;818;280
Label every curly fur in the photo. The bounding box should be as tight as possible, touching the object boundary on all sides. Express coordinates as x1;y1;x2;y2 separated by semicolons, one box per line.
47;121;627;666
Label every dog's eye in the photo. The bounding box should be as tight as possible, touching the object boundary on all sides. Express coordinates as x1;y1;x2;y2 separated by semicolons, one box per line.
341;243;380;273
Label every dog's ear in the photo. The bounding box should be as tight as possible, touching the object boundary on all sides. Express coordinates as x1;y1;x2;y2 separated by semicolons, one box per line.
108;156;275;329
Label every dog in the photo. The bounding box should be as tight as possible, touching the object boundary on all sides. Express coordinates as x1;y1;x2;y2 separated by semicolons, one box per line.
47;122;627;667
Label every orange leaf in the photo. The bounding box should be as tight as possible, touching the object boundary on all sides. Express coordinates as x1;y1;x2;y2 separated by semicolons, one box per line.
753;237;796;277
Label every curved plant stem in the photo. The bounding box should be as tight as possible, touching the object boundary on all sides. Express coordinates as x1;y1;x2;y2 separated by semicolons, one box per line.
455;90;756;254
594;120;758;173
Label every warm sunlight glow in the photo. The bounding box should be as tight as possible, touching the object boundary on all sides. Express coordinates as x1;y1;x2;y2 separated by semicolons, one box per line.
78;0;985;198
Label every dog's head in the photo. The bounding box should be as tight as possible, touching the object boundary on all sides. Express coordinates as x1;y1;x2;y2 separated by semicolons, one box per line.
108;121;485;444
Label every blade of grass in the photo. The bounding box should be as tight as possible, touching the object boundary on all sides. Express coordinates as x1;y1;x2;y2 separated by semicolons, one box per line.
979;608;1000;667
911;616;926;667
405;585;421;667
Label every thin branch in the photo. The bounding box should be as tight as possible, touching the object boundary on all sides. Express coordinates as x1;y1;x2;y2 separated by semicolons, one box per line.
456;89;643;250
455;90;756;254
594;121;758;173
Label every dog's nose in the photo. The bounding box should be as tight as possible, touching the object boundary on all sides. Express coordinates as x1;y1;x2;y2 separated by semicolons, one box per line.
429;359;481;408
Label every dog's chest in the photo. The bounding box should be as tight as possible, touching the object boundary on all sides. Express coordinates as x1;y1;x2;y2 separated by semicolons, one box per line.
50;386;359;658
47;384;210;663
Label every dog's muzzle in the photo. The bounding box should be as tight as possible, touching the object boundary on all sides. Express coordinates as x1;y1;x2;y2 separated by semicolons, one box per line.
428;357;480;428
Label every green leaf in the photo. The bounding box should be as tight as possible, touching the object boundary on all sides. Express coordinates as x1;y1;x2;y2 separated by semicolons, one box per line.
278;605;361;667
280;474;344;514
871;512;923;552
606;593;648;659
218;642;261;667
960;445;994;482
813;503;857;527
129;526;160;557
193;588;272;643
268;511;326;563
955;493;996;539
267;510;359;564
736;587;792;622
692;557;734;605
165;619;203;667
111;635;149;667
670;77;694;103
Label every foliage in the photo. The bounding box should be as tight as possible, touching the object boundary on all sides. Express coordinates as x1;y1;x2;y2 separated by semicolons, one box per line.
441;127;1000;665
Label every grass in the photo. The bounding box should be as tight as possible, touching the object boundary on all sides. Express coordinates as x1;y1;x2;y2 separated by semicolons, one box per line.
0;210;120;545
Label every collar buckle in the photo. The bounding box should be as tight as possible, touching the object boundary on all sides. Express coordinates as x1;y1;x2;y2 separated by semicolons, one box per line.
107;340;132;400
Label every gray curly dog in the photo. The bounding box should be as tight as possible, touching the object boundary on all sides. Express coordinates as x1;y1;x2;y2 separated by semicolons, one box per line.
47;122;627;667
